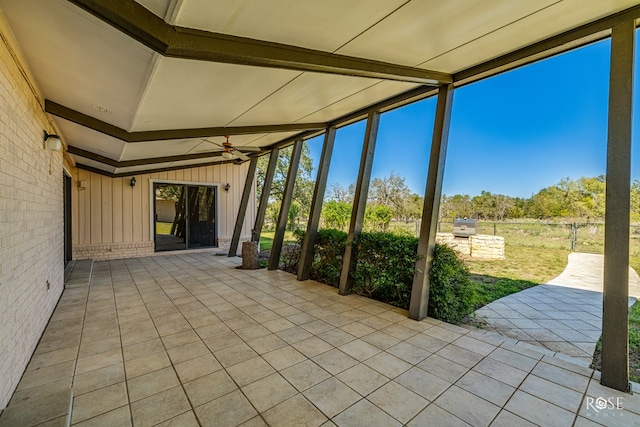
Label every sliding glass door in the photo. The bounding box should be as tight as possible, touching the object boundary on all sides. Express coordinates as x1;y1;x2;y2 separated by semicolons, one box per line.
154;183;217;252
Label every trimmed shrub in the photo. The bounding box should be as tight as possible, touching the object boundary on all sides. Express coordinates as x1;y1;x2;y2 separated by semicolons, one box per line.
352;232;418;308
427;244;475;323
276;228;475;323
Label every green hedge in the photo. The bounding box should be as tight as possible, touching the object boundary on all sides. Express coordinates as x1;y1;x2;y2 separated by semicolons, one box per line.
279;229;474;323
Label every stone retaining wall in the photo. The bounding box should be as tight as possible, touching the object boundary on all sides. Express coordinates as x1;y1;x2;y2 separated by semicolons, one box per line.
436;233;505;259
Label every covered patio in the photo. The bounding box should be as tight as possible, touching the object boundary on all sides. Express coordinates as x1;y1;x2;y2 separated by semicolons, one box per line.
1;254;639;426
2;0;640;424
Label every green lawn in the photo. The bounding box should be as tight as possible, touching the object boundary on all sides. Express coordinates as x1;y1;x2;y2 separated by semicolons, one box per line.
258;230;297;251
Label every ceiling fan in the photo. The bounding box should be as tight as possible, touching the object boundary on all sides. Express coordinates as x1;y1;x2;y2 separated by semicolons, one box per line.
203;136;261;161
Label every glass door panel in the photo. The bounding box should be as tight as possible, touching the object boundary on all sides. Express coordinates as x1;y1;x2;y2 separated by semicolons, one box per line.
154;183;186;251
187;186;217;248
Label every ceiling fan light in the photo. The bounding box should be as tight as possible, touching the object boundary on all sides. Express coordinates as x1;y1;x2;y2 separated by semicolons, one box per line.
222;151;233;159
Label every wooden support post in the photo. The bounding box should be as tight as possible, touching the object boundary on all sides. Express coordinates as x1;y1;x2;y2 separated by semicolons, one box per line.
268;141;303;270
253;148;280;242
601;20;634;392
228;157;258;256
339;112;380;295
409;85;454;320
298;128;337;281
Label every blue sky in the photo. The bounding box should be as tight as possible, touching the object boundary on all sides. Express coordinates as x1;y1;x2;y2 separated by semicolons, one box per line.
307;35;640;198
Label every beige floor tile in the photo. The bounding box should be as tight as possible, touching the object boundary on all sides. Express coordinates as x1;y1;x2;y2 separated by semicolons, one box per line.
235;324;272;341
214;342;259;367
73;363;125;396
435;386;500;426
505;390;576;426
120;328;160;347
386;342;431;365
161;330;201;349
195;390;257;427
435;344;484;369
203;331;244;352
396;366;450;401
339;339;381;362
263;317;296;333
472;358;528;388
154;410;199;427
303;377;362;418
131;386;191;427
286;313;318;326
73;405;131;427
262;346;307;370
27;346;79;371
405;334;449;352
0;389;71;427
336;363;388;396
455;370;515;406
487;347;538;372
242;373;298;413
491;410;538;427
167;340;210;364
333;399;401;427
519;374;583;412
78;337;121;359
364;352;412;379
125;350;171;379
407;404;470;427
380;324;419;341
246;334;288;354
184;370;237;406
340;322;376;338
16;360;75;390
9;378;70;407
276;326;314;344
292;336;334;358
361;331;401;350
531;361;590;393
417;354;468;383
174;353;222;383
122;338;164;361
312;349;359;375
71;382;128;424
423;325;463;343
281;360;332;392
195;322;231;339
367;381;428;424
127;366;180;402
317;328;356;347
226;356;276;387
262;394;328;427
300;320;334;335
75;348;123;376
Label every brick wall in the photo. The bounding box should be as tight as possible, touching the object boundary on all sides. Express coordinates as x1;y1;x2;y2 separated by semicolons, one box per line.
0;29;64;408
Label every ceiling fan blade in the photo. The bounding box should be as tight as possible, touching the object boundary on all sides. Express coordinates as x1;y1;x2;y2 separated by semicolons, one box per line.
233;150;250;161
202;138;223;147
234;146;261;152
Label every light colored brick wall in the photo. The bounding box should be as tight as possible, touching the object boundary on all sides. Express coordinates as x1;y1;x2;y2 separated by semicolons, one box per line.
0;29;65;408
436;233;505;260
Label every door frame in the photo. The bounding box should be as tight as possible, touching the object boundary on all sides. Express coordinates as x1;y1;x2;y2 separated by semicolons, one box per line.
149;179;222;251
63;169;72;266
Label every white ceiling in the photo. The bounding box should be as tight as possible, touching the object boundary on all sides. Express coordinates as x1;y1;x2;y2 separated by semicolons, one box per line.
0;0;637;175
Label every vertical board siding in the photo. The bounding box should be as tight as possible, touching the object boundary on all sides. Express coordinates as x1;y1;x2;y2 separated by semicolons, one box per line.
71;163;255;248
112;178;123;243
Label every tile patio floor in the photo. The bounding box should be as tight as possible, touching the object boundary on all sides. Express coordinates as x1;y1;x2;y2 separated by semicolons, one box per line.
472;253;640;365
1;253;640;426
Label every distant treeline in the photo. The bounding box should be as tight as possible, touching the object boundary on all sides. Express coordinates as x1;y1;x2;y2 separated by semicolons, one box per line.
440;175;640;222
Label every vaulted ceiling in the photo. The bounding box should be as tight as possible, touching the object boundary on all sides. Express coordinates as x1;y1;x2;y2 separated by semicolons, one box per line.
0;0;638;176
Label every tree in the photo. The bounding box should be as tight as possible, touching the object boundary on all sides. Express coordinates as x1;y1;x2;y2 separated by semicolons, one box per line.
364;205;393;232
321;200;352;231
256;144;315;225
369;172;413;220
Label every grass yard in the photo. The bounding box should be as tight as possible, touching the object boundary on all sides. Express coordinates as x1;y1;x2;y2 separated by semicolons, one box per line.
258;230;297;252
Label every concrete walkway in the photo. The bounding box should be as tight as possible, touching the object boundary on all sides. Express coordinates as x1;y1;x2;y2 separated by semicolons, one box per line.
472;253;640;365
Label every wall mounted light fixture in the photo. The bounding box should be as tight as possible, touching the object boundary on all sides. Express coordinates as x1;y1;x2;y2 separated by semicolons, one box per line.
224;183;231;192
130;177;136;188
43;131;62;151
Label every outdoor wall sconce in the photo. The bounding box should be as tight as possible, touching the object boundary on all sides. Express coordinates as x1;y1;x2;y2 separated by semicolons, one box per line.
130;177;136;188
43;131;62;151
224;183;231;192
